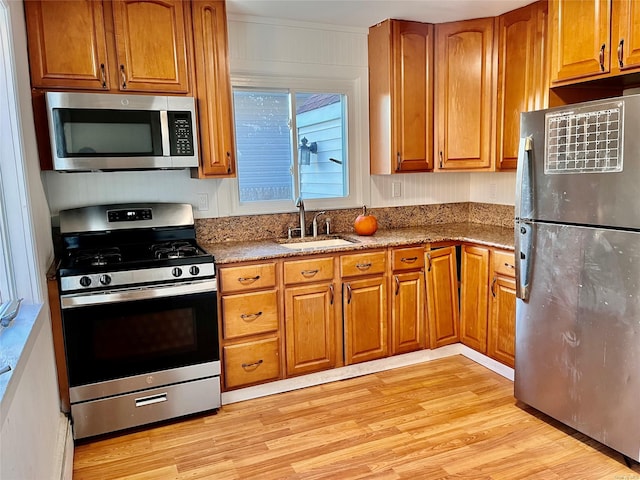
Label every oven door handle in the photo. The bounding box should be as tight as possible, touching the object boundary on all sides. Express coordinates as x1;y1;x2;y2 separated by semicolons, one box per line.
60;280;217;309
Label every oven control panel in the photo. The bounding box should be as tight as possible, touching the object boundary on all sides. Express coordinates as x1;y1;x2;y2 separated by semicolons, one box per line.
107;208;153;223
60;263;216;292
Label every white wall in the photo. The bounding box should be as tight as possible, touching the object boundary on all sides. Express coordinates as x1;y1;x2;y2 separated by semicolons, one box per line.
41;13;514;217
1;1;67;478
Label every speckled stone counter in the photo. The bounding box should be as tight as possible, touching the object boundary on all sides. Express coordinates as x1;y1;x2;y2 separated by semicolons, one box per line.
202;222;515;265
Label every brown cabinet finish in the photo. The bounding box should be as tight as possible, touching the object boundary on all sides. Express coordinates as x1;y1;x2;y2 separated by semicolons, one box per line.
369;20;434;174
191;0;236;177
340;250;386;278
343;275;388;365
284;282;337;376
284;257;334;285
25;0;192;93
223;338;281;389
218;263;277;294
549;0;611;83
435;17;495;171
495;1;548;171
459;245;490;353
488;250;516;367
391;270;425;355
221;290;279;340
425;245;459;349
111;0;191;93
611;0;640;74
25;0;111;90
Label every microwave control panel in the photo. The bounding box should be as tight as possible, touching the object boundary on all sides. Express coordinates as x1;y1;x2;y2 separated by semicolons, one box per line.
168;112;195;156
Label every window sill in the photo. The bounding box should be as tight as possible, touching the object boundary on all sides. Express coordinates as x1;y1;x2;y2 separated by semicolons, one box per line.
0;303;45;416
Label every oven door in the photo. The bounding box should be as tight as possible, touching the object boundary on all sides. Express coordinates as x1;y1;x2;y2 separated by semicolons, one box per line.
60;280;218;402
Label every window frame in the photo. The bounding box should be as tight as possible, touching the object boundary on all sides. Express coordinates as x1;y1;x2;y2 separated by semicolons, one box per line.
218;74;367;217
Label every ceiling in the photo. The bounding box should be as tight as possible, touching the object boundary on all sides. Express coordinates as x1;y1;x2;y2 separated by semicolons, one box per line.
225;0;534;29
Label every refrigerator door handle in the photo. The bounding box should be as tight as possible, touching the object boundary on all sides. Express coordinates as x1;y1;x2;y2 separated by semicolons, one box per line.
515;135;534;220
515;220;534;302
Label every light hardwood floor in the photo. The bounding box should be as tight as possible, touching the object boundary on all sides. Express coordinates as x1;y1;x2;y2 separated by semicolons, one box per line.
73;355;639;479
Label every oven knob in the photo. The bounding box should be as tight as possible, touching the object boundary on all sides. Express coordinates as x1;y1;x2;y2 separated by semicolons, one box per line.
172;267;183;277
79;276;92;287
100;274;112;286
189;266;200;276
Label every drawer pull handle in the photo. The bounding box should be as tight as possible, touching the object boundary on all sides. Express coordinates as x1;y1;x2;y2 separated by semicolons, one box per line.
238;275;260;283
401;256;418;263
356;262;372;270
240;311;262;321
301;269;319;277
242;359;264;369
135;393;167;408
504;262;515;269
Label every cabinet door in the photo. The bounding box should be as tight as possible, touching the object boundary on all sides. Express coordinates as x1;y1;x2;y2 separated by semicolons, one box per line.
369;20;433;174
285;283;337;376
24;0;110;90
488;276;516;368
425;246;459;349
435;18;495;170
549;0;611;83
459;245;490;353
191;0;236;177
343;276;388;365
391;271;425;355
612;0;640;73
111;0;191;93
496;3;538;171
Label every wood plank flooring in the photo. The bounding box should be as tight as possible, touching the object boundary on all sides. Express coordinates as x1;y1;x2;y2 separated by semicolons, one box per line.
73;355;639;479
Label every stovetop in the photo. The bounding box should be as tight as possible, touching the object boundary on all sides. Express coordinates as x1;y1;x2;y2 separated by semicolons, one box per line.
56;203;216;293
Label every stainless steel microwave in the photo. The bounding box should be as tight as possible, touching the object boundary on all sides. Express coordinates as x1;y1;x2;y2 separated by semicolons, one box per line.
45;92;198;171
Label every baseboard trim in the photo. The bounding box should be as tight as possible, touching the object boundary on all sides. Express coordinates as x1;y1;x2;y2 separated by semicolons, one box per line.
221;344;514;405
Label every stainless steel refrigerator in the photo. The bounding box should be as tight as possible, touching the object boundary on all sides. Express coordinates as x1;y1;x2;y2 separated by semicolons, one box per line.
515;94;640;462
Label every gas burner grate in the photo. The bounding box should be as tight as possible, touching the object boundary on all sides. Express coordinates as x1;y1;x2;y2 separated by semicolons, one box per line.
71;247;123;267
151;241;200;260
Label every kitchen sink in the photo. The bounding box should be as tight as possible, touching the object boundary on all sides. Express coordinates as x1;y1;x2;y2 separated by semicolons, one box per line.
279;237;358;250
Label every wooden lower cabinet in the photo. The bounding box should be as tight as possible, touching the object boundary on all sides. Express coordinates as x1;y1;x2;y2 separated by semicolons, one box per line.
425;245;459;349
343;276;388;365
487;250;517;367
459;245;490;353
223;338;281;389
284;282;338;376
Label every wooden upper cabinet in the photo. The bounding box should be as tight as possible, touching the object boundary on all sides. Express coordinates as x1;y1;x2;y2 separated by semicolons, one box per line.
191;0;236;177
24;0;192;93
612;0;640;74
495;1;548;171
25;0;111;90
369;20;434;174
111;0;191;93
549;0;611;83
435;17;496;171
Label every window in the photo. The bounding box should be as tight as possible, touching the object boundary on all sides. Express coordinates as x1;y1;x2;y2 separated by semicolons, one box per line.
233;88;348;203
218;75;366;217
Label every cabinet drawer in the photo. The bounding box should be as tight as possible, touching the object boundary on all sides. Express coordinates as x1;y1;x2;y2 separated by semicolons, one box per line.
284;257;334;285
391;246;425;271
492;250;516;278
222;290;279;339
223;338;280;389
340;251;386;278
219;263;276;293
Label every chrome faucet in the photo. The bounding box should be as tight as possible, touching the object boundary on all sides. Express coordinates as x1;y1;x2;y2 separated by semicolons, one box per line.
295;196;306;238
312;211;326;237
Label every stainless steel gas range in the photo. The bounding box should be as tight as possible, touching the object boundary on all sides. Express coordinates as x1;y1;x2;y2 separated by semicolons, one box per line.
57;203;220;439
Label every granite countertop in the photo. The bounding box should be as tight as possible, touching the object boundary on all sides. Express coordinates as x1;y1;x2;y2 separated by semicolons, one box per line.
201;222;515;264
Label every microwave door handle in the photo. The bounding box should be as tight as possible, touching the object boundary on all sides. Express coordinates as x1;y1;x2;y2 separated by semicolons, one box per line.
160;111;170;156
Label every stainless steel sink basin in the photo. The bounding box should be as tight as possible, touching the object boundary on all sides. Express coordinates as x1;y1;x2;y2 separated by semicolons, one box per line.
279;237;358;250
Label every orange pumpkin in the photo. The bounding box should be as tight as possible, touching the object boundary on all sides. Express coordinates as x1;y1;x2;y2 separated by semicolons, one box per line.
354;206;378;236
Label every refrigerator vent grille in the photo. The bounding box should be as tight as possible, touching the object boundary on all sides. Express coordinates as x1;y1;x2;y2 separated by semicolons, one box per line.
545;100;624;174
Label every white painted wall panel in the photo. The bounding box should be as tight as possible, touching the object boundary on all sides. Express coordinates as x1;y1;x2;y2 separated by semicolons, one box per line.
371;172;470;206
469;172;516;205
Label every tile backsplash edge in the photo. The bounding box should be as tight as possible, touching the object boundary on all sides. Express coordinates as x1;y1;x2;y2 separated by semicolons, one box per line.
195;202;515;244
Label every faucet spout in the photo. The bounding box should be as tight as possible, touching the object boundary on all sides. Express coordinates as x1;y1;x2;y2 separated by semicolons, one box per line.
295;196;306;238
